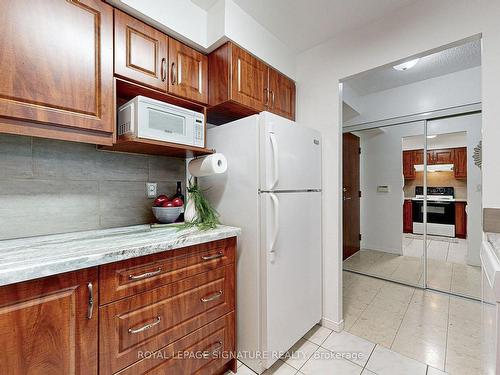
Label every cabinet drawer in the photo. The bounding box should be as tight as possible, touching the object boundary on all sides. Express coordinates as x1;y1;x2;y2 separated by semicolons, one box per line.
115;312;235;375
99;265;235;374
99;237;236;305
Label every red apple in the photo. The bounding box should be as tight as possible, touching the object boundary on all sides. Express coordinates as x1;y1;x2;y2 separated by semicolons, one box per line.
153;195;169;207
171;197;184;207
162;201;175;207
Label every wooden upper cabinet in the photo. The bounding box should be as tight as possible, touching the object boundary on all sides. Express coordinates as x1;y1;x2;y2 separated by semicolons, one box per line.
231;44;268;111
268;68;296;120
430;148;454;164
454;147;467;179
0;268;98;375
168;38;208;104
403;150;416;179
208;42;296;124
0;0;114;135
114;9;168;91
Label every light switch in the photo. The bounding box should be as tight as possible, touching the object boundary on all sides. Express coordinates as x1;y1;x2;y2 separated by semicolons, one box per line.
146;182;157;198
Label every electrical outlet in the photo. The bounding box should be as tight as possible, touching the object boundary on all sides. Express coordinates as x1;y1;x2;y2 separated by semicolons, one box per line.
146;182;157;198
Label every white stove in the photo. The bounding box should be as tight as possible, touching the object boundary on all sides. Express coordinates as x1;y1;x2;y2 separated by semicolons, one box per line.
412;186;456;237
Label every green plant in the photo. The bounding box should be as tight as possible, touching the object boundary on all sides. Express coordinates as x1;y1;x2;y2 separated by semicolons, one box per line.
180;179;220;230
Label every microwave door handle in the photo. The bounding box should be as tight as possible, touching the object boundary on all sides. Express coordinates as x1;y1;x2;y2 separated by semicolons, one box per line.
269;132;279;190
269;193;280;263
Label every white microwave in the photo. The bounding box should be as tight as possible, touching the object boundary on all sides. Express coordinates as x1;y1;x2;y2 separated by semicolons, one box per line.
117;96;205;148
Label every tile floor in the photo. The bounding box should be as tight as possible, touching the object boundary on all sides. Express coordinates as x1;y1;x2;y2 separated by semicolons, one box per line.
343;236;481;299
226;272;481;375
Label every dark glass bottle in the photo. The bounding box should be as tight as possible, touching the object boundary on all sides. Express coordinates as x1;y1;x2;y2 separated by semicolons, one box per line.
174;181;185;222
174;181;185;202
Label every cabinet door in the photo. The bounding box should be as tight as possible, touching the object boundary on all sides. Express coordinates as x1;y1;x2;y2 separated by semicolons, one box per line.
0;0;113;133
230;44;268;111
414;150;424;165
268;68;296;120
455;202;467;238
454;147;467;179
114;9;168;91
0;268;98;375
403;199;413;233
403;150;416;179
433;148;454;164
168;38;208;104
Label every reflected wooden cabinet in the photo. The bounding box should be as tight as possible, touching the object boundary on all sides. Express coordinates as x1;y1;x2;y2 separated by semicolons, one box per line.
404;147;467;179
168;38;208;104
114;9;168;91
454;147;467;179
403;150;416;179
455;201;467;238
208;42;296;124
0;0;114;144
0;269;98;375
403;199;413;233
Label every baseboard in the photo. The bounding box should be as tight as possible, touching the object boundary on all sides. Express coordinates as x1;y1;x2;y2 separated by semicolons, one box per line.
321;317;344;332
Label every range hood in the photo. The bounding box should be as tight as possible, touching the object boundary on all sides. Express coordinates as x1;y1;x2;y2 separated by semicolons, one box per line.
414;164;454;172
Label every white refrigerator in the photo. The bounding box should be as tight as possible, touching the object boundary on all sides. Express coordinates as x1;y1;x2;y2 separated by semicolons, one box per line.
201;112;322;373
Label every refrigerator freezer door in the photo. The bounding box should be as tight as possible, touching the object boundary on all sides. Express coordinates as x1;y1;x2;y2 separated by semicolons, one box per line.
260;191;322;369
260;112;321;191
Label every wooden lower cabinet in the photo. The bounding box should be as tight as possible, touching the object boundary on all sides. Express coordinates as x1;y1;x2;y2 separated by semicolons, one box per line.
99;265;235;374
0;268;98;375
0;237;237;375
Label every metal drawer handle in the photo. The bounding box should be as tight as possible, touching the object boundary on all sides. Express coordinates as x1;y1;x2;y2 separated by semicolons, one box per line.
161;58;167;82
206;340;223;355
201;290;223;302
128;316;161;334
87;282;94;320
129;268;162;280
201;252;223;261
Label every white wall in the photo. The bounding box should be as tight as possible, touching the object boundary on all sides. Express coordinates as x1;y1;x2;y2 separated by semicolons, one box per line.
108;0;296;78
345;67;481;126
359;123;424;255
295;0;500;328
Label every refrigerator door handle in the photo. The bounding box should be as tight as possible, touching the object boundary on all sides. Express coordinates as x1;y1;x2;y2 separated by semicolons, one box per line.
269;132;279;190
269;193;280;262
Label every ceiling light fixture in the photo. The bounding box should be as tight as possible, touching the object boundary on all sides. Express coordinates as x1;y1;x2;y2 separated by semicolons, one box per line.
427;135;437;139
393;58;420;71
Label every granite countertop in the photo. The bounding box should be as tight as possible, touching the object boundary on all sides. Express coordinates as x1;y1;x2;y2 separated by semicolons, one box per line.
0;225;241;287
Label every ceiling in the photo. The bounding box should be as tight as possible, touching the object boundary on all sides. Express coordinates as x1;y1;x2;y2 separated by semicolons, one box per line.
224;0;417;53
345;39;481;96
191;0;218;10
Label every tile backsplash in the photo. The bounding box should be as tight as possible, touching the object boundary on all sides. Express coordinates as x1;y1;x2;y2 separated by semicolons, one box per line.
404;171;467;199
0;134;185;240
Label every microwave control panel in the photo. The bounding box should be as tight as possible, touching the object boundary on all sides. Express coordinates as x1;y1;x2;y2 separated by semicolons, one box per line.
193;113;205;147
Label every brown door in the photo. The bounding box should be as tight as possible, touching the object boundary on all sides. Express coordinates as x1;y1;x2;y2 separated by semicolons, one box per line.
230;44;268;111
168;38;208;104
343;133;361;260
0;0;113;133
114;9;168;91
0;268;98;375
268;68;296;120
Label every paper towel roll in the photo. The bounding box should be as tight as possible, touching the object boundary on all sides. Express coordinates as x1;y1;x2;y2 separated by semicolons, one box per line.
188;153;227;177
